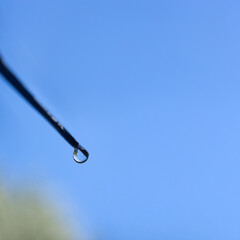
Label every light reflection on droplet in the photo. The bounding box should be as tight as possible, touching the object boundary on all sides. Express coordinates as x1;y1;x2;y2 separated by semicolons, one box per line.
73;145;89;164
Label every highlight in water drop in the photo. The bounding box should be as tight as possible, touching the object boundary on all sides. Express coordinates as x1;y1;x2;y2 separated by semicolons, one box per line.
73;145;89;164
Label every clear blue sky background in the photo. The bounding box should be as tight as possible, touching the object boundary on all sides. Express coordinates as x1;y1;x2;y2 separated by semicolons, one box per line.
1;1;240;239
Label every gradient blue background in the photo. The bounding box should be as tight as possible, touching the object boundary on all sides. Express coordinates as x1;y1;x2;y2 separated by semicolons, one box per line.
1;1;240;239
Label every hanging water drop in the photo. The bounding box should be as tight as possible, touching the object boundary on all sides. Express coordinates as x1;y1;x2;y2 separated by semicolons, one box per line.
73;145;89;163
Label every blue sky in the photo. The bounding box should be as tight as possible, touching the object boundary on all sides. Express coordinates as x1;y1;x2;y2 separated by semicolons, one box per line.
1;0;240;239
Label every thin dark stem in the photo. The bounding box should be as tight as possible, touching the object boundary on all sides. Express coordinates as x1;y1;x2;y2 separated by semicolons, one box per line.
0;57;89;162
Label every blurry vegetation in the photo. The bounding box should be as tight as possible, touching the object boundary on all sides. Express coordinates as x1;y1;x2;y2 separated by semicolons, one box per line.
0;184;78;240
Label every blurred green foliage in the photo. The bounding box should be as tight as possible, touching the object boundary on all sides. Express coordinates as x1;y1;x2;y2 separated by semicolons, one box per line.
0;185;76;240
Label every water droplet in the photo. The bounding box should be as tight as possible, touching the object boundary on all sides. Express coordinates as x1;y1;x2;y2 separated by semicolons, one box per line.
73;145;89;164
